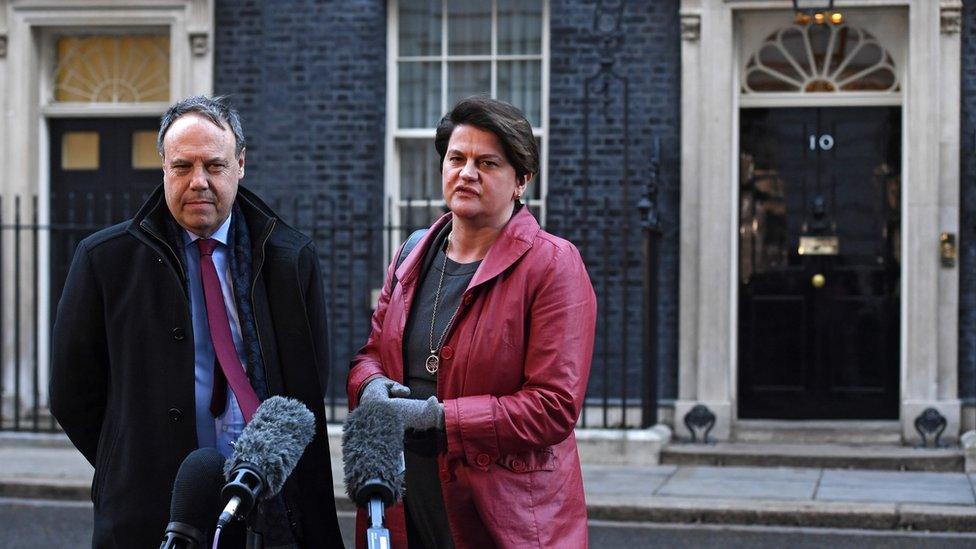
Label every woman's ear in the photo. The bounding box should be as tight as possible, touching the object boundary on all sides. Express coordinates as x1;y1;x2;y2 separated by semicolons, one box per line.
514;173;532;200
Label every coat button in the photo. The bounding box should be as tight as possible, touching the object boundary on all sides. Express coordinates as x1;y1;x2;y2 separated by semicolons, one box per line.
512;459;526;472
475;453;491;467
441;345;454;360
172;327;185;341
168;407;183;422
462;294;472;305
439;471;452;483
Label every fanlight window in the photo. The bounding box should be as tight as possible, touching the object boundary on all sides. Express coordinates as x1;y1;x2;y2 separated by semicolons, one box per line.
53;35;170;103
743;24;898;94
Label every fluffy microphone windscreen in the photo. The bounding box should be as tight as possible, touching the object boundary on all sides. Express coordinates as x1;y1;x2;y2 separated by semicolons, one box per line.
342;400;405;505
170;447;226;528
223;396;316;497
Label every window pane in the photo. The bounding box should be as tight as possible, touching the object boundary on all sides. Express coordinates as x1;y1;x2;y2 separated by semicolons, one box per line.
400;205;448;232
448;3;491;55
399;0;441;56
497;0;543;55
447;61;491;108
399;138;442;201
132;130;160;169
54;36;169;103
399;62;441;128
61;132;99;170
497;60;542;126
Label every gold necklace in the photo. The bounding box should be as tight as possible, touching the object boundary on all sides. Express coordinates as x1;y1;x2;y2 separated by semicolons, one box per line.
426;232;463;375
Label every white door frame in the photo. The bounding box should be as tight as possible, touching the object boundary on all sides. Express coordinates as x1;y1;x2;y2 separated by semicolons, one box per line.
0;0;213;411
675;0;962;443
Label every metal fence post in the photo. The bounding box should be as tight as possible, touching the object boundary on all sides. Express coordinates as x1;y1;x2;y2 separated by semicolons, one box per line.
639;138;662;428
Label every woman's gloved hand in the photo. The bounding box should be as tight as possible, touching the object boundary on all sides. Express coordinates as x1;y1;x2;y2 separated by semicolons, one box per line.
359;376;411;406
387;397;445;431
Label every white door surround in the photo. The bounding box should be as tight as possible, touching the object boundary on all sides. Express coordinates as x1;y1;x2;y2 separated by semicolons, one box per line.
676;0;962;443
0;0;213;410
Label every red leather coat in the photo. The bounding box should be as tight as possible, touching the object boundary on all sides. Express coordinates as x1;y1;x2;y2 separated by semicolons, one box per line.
348;207;596;548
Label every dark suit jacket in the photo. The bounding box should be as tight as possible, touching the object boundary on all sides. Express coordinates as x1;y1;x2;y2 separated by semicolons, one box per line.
50;185;344;548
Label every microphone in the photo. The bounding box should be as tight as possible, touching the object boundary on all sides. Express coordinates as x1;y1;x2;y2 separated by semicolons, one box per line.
342;400;406;547
217;396;316;530
160;447;226;549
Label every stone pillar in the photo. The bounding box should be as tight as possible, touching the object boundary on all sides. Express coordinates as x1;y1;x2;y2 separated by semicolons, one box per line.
900;0;962;444
676;0;734;440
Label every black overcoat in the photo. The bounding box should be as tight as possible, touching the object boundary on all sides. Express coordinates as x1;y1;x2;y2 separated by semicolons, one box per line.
50;185;344;548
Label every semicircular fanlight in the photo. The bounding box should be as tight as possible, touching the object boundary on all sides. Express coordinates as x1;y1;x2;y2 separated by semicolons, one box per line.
743;24;898;94
53;35;170;103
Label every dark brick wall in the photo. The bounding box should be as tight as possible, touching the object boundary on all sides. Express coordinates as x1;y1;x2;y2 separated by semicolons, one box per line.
547;0;681;416
214;0;387;409
213;0;681;420
960;0;976;402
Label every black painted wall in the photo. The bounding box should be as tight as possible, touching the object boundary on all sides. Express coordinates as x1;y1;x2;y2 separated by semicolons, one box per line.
547;0;682;416
213;0;681;420
214;0;387;410
960;0;976;403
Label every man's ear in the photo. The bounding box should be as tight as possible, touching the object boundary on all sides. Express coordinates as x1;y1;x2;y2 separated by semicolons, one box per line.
238;148;246;179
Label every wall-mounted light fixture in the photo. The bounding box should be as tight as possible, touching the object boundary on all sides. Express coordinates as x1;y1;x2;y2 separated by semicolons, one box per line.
793;0;843;26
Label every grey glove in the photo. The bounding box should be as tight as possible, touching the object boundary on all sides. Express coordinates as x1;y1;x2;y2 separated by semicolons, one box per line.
387;396;445;431
359;376;411;406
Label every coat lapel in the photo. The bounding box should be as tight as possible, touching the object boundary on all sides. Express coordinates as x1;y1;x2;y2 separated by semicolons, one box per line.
468;206;539;290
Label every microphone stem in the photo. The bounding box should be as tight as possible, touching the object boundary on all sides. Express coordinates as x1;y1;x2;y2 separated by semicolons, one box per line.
218;496;242;529
368;496;385;529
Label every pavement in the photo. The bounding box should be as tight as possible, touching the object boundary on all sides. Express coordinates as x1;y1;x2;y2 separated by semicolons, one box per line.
2;432;976;532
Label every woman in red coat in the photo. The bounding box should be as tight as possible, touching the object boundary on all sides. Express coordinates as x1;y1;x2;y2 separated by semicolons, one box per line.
347;96;597;548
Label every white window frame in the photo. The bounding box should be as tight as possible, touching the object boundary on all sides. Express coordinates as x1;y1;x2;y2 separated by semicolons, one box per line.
384;0;550;258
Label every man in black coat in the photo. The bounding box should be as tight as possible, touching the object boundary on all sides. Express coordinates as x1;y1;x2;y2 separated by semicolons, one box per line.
50;96;345;548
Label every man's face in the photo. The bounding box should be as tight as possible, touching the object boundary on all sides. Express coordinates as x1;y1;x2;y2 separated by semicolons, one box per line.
161;113;244;237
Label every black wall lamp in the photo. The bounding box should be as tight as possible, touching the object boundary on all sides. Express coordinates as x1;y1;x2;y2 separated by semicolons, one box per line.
793;0;843;25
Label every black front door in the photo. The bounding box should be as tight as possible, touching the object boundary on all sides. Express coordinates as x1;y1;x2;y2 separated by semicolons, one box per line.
738;107;900;419
49;117;160;320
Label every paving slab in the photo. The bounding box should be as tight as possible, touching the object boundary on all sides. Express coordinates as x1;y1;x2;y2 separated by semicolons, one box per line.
0;446;92;481
817;469;975;506
585;496;902;530
656;466;820;501
581;464;675;496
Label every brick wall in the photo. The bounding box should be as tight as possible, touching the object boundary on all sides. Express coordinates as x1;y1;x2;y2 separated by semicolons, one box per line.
213;0;682;420
960;0;976;402
547;0;681;414
214;0;387;409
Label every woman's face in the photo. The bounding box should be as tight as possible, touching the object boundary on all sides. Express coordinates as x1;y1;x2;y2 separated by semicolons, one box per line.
441;124;527;229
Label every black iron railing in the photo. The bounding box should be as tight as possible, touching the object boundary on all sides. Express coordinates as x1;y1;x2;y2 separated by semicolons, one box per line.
0;191;657;431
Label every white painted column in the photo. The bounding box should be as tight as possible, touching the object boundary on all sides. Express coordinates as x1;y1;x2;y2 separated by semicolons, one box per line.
676;0;736;440
677;2;701;408
900;0;962;443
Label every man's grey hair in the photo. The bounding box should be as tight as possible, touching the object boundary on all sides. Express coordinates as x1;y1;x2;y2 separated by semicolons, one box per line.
157;95;246;159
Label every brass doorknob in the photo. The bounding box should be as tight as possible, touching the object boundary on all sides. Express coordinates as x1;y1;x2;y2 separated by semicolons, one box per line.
812;273;826;288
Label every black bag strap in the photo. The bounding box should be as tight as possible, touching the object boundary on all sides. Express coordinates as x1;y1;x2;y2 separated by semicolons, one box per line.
391;229;428;291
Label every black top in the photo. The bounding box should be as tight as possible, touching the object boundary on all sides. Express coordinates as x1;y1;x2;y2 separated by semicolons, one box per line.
402;241;480;549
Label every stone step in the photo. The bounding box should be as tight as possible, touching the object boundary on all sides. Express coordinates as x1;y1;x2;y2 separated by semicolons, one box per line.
661;442;964;472
732;420;903;445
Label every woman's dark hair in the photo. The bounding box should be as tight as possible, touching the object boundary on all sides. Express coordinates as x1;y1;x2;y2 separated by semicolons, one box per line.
434;96;539;181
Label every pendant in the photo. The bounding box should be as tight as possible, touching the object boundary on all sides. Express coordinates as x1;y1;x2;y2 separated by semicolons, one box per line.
425;354;440;375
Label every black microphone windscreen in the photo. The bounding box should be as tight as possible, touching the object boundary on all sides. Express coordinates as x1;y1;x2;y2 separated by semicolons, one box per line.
342;400;405;505
224;396;316;497
170;447;226;528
